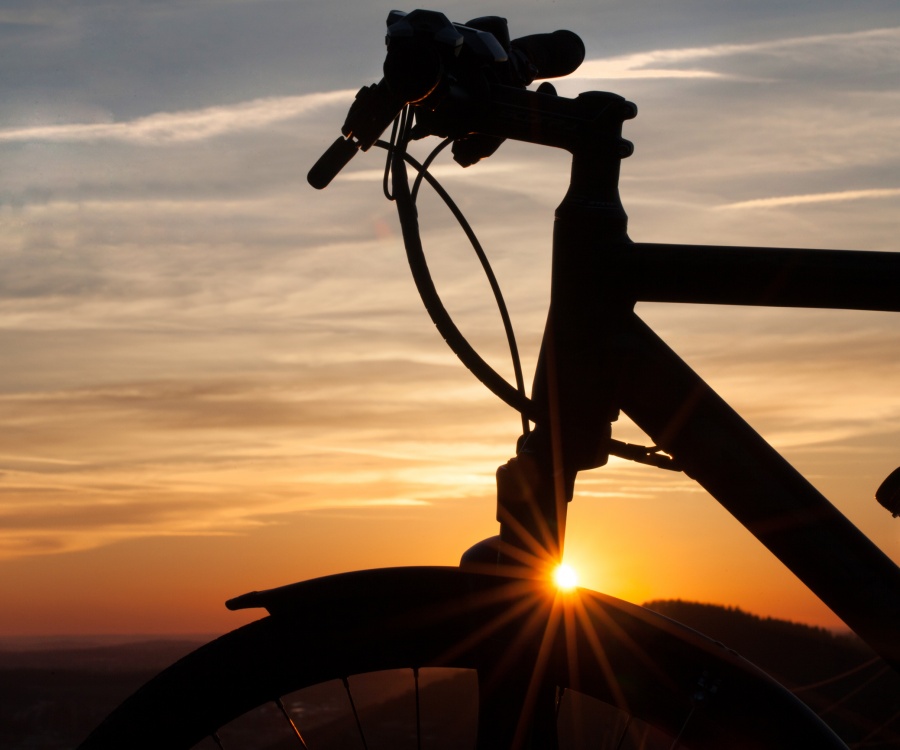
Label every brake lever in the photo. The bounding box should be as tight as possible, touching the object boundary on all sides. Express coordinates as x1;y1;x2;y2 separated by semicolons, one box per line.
307;80;406;190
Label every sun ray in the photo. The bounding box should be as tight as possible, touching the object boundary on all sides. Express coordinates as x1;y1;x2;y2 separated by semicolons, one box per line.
427;580;547;667
511;593;567;747
578;593;689;702
571;594;631;712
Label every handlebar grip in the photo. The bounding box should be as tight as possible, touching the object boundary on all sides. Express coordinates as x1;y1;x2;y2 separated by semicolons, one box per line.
307;136;360;190
511;30;585;79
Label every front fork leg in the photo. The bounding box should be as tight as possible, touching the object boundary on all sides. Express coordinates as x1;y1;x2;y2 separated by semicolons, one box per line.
462;441;576;750
476;668;560;750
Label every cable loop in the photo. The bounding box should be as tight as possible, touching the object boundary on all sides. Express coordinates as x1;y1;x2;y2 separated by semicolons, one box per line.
377;128;537;427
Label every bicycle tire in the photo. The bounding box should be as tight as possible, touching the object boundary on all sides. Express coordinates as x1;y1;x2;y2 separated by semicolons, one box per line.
76;567;847;749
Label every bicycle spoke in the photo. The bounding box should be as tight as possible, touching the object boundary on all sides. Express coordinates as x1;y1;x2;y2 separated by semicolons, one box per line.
414;668;422;750
667;704;695;750
275;698;310;749
342;676;369;750
613;715;632;750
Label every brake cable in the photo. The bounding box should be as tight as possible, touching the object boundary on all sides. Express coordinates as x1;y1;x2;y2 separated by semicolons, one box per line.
377;112;537;431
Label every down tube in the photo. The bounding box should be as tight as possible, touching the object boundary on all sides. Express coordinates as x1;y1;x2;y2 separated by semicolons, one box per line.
616;312;900;673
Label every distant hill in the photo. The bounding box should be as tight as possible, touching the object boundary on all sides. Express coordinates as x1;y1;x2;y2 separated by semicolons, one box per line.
2;603;898;749
0;638;209;672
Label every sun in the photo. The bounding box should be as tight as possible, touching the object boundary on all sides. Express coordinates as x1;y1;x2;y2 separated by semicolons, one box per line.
553;563;578;591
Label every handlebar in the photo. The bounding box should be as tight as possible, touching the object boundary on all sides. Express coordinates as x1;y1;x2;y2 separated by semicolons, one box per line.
307;9;585;189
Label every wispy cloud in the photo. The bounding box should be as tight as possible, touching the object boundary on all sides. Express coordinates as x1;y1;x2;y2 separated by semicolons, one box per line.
0;8;65;25
573;54;725;81
0;90;354;145
4;26;896;150
719;188;900;210
0;361;515;558
573;26;900;81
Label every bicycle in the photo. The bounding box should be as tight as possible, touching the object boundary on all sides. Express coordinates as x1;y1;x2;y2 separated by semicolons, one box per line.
77;9;900;749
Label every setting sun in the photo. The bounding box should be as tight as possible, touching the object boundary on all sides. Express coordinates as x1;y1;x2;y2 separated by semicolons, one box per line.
553;563;579;591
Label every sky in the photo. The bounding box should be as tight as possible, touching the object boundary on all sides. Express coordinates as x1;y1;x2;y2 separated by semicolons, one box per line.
0;0;898;637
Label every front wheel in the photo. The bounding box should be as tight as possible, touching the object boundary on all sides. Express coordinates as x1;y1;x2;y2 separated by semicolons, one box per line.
77;567;847;749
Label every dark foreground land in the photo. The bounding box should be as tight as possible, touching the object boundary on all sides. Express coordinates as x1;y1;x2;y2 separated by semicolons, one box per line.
2;601;898;749
0;638;209;750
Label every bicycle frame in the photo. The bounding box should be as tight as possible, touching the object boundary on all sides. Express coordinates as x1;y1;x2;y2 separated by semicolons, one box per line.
409;82;900;673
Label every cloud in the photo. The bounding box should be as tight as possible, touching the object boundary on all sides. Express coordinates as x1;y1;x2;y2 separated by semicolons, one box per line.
718;188;900;209
0;90;354;145
574;53;726;81
0;6;70;25
0;362;514;552
571;26;900;81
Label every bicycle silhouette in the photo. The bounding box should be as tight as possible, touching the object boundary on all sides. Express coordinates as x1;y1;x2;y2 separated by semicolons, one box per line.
78;10;900;749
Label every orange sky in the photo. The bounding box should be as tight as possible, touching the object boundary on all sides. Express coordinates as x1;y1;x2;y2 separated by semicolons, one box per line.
0;2;899;638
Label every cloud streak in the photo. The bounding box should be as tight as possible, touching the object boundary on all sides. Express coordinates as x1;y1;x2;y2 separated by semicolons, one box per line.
0;90;354;145
572;26;900;81
3;25;895;149
719;188;900;209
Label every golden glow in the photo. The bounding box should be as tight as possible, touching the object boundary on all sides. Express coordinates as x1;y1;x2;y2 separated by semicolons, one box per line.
1;17;896;639
553;563;579;591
